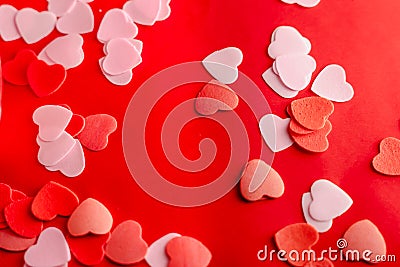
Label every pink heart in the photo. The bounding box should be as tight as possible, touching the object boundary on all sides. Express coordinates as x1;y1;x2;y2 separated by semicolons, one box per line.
281;0;320;8
275;54;316;91
0;228;36;252
56;1;94;34
97;8;138;43
44;34;84;69
37;132;76;166
145;233;181;267
33;105;73;142
123;0;161;26
309;179;353;221
46;140;85;177
302;193;332;233
311;64;354;102
269;26;311;59
157;0;171;21
15;8;56;44
48;0;77;17
99;57;133;86
24;227;71;267
103;38;142;76
259;114;294;152
104;39;143;55
0;5;21;41
262;68;298;98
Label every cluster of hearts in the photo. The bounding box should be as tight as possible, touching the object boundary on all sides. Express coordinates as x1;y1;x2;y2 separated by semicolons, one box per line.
33;105;117;177
0;0;171;90
0;181;211;267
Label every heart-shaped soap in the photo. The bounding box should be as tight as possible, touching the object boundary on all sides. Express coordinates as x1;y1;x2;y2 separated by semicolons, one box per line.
68;233;110;265
166;236;212;267
0;228;36;252
372;137;400;176
145;233;182;267
259;114;294;152
56;1;94;34
3;49;37;86
290;120;332;153
97;8;138;43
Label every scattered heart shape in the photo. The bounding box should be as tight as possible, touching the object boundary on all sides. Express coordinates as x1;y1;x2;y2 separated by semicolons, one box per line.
12;190;26;201
195;80;239;115
157;0;172;21
302;193;332;233
31;181;79;221
202;47;243;84
240;159;285;201
145;233;182;267
275;223;319;266
3;49;37;86
99;57;133;86
289;118;313;135
97;8;138;43
105;220;148;265
372;137;400;176
311;64;354;102
68;198;113;236
0;183;13;227
103;38;143;55
0;5;21;41
77;114;118;151
44;34;85;69
123;0;161;26
56;1;94;34
281;0;320;8
166;236;212;267
15;8;56;44
309;179;353;221
259;114;294;152
24;227;71;267
36;132;76;166
46;140;85;177
268;26;311;59
65;114;86;137
0;228;36;252
262;68;299;99
68;233;110;266
290;120;332;153
48;0;77;17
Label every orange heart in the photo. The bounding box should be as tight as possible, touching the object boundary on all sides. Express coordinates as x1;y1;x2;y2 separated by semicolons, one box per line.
166;236;212;267
286;105;313;134
372;137;400;176
291;121;332;153
342;219;386;263
240;159;284;201
290;96;334;131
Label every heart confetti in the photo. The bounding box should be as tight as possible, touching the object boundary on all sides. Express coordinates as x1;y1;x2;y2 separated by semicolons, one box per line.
302;193;332;233
268;26;311;59
0;5;21;41
123;0;161;26
68;233;110;265
0;228;36;252
372;137;400;176
65;114;86;137
290;120;332;153
262;68;299;99
97;8;138;43
56;1;94;34
166;236;212;267
259;114;294;152
48;0;77;17
3;49;37;86
145;233;182;267
36;132;76;166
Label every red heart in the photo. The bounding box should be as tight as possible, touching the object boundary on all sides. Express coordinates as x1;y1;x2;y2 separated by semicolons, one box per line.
275;223;319;266
65;114;86;137
68;233;110;265
290;121;332;153
4;197;43;238
31;181;79;221
105;220;148;265
0;183;13;228
11;190;26;201
372;137;400;176
3;49;37;86
77;114;117;151
166;236;212;267
0;228;36;252
27;59;66;97
304;258;334;267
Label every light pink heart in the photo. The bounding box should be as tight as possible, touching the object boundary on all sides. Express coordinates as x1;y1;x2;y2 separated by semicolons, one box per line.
123;0;161;26
281;0;320;8
56;1;94;34
262;68;298;98
275;54;316;91
309;179;353;221
24;227;71;267
259;114;294;152
48;0;77;17
99;57;133;86
37;132;76;166
269;26;311;59
15;8;56;44
103;39;143;55
44;34;84;69
97;8;138;43
46;140;85;177
102;38;142;76
157;0;171;21
311;64;354;102
0;5;21;41
145;233;181;267
302;193;332;233
33;105;73;142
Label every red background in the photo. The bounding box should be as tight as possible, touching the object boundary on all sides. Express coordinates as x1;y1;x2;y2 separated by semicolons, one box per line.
0;0;400;266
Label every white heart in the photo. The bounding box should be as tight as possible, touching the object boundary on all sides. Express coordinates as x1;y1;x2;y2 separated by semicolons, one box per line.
202;47;243;84
15;8;56;44
0;5;21;41
99;57;133;86
103;39;143;55
302;192;333;233
269;26;311;59
46;140;85;177
123;0;161;26
145;233;181;267
44;34;84;69
262;68;298;99
48;0;77;17
56;1;94;34
259;114;294;152
156;0;171;21
37;132;76;166
97;8;138;43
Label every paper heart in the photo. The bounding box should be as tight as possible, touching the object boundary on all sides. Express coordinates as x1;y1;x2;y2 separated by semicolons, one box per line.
56;1;94;34
0;228;36;252
37;132;76;166
27;59;67;97
48;0;77;17
157;0;171;21
103;38;143;55
77;114;118;151
97;8;138;43
31;181;79;221
68;198;113;236
3;49;37;86
65;114;85;137
309;179;353;221
275;223;319;266
372;137;400;176
240;159;285;201
202;47;243;84
302;193;332;233
281;0;320;8
0;183;13;227
195;80;239;115
12;190;26;201
24;227;71;266
123;0;161;26
68;233;110;265
99;57;133;86
0;5;21;41
311;64;354;102
102;38;142;75
105;220;148;265
275;54;316;91
44;34;84;69
166;236;212;267
262;68;299;99
46;140;85;177
145;233;182;267
268;26;311;59
15;8;56;44
4;197;43;238
33;105;73;142
342;220;386;263
259;114;294;152
289;96;334;130
271;26;311;50
291;120;332;153
304;258;334;267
